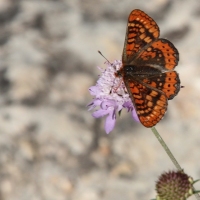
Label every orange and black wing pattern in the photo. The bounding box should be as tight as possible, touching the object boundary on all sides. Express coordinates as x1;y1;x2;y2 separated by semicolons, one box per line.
118;9;180;127
122;9;160;64
124;74;167;127
135;39;179;71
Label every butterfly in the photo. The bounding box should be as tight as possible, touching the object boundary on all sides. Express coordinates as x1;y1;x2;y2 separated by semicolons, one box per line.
115;9;180;127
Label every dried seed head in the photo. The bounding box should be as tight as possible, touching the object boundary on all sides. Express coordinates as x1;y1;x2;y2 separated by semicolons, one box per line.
156;170;194;200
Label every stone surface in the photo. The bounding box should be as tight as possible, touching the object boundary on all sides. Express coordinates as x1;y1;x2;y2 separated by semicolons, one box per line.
0;0;200;199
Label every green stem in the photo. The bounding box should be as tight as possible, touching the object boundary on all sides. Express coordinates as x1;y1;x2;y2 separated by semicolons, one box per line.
151;126;200;200
151;126;181;170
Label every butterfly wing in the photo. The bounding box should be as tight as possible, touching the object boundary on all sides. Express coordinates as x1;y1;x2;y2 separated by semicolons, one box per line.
129;37;180;100
120;9;180;127
123;77;167;127
133;39;179;71
141;71;180;100
122;9;160;64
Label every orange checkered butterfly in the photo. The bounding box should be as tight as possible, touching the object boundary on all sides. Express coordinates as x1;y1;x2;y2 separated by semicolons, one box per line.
115;9;180;127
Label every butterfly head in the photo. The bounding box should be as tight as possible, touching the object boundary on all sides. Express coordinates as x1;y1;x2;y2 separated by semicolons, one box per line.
115;65;125;78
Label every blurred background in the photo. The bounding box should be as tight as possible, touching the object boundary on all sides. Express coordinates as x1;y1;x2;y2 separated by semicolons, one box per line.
0;0;200;199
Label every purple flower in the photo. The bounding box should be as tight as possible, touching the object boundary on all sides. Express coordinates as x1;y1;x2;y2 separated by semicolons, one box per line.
88;60;139;134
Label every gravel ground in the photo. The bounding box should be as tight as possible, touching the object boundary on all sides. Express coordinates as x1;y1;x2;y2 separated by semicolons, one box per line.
0;0;200;199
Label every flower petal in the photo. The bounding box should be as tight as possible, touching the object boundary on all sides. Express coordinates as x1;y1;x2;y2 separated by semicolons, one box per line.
131;109;140;122
89;86;100;96
101;100;116;110
92;109;109;118
87;60;138;133
105;110;116;134
87;99;102;111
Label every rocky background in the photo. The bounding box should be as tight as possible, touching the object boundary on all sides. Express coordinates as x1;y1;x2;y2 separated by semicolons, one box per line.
0;0;200;199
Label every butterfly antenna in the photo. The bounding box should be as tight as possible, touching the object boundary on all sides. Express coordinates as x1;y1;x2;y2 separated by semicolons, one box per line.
98;50;112;65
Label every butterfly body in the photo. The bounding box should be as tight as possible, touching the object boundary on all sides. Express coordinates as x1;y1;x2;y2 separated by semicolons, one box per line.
116;9;180;127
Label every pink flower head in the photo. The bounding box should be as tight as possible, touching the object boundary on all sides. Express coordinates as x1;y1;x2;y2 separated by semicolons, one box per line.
88;60;139;134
